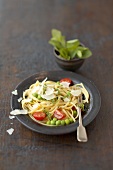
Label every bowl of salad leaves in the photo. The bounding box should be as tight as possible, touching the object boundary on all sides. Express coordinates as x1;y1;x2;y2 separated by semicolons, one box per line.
49;29;92;71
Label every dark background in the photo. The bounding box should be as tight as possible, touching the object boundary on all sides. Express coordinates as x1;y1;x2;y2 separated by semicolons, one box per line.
0;0;113;170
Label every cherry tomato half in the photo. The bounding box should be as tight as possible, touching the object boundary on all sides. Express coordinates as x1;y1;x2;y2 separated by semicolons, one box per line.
60;78;73;86
54;109;66;120
33;112;46;121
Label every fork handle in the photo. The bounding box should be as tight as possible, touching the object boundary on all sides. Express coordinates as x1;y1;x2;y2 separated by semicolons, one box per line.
77;107;82;125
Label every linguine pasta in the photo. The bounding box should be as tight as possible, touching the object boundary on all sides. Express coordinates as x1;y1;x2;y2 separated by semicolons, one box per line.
21;78;89;126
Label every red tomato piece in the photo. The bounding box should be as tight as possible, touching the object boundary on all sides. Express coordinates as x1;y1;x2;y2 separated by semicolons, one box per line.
72;106;76;110
33;112;46;121
60;78;73;85
54;109;66;120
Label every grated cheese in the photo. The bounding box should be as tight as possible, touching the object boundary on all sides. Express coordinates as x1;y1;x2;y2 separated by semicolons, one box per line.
41;93;56;100
18;97;22;102
9;115;15;119
71;89;82;96
6;128;14;135
10;109;28;115
64;97;70;102
60;82;70;88
12;90;18;95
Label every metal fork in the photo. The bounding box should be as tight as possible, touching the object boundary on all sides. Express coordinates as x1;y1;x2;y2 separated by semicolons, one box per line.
77;107;88;142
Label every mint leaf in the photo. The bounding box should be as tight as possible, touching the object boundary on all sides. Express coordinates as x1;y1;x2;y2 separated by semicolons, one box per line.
49;29;66;49
67;39;80;49
68;50;77;59
60;35;66;47
82;48;92;58
59;48;70;60
52;29;62;41
77;50;82;58
66;39;80;59
49;39;63;50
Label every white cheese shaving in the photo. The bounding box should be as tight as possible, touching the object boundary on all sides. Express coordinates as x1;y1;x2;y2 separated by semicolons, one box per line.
45;87;54;95
9;115;15;119
18;97;22;102
32;103;40;109
60;82;70;88
38;77;48;95
10;109;28;115
64;97;70;102
12;90;18;95
32;86;40;93
6;128;14;135
71;89;81;96
41;93;56;100
42;77;48;83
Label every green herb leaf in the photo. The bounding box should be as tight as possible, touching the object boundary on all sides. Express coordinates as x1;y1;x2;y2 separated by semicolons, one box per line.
49;29;92;60
32;93;38;98
77;50;82;58
49;39;63;50
50;29;66;48
60;36;66;47
45;111;52;120
66;91;71;97
68;50;78;59
66;39;80;49
59;48;70;60
52;29;62;41
66;39;81;59
82;48;92;58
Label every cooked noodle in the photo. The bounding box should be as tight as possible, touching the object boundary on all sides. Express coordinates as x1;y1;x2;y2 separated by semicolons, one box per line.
21;78;89;126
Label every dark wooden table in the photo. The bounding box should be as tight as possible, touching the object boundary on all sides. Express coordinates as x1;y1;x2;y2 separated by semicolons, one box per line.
0;0;113;170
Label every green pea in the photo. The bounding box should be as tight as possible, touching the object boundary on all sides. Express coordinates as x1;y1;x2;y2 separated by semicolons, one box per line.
46;120;51;125
32;93;38;98
53;117;57;122
73;110;77;117
56;120;61;126
61;120;65;126
51;120;56;125
65;119;70;125
69;118;73;123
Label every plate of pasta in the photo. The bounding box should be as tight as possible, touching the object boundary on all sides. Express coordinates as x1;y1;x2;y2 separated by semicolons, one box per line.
11;71;101;135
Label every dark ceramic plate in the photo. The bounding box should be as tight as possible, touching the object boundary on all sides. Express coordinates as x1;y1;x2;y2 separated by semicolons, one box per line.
11;71;101;135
